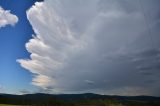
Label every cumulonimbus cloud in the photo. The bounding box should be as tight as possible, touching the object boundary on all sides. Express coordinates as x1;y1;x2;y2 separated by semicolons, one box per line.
0;6;18;28
18;0;160;96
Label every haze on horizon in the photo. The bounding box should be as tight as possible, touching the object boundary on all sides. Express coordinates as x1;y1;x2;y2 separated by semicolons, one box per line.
0;0;160;96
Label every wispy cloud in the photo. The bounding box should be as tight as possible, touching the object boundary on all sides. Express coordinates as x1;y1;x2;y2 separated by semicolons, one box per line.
85;80;95;85
18;0;160;96
0;85;5;93
19;89;31;95
0;6;18;28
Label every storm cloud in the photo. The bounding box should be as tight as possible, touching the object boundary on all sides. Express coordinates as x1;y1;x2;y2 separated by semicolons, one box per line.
18;0;160;96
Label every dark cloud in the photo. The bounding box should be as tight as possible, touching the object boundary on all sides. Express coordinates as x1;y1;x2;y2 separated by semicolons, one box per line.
135;49;160;58
145;79;157;84
138;71;154;76
18;0;160;96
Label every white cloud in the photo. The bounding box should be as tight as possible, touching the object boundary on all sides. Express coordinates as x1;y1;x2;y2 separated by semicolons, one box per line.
32;74;54;88
0;6;18;28
18;0;160;95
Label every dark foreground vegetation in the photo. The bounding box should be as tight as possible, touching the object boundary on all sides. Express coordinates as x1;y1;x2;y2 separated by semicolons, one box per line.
0;93;160;106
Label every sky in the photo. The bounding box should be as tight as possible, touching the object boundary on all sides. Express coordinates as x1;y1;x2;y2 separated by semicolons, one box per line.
0;0;160;96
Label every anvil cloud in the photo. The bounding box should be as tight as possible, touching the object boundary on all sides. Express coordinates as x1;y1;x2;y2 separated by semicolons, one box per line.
18;0;160;96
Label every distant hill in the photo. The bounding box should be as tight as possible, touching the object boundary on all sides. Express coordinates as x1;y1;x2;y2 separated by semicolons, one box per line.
0;93;160;106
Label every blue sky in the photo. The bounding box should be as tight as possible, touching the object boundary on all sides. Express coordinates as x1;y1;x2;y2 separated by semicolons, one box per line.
0;0;160;96
0;0;42;94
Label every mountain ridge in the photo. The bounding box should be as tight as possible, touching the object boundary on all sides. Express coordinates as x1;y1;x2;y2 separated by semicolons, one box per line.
1;93;160;105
